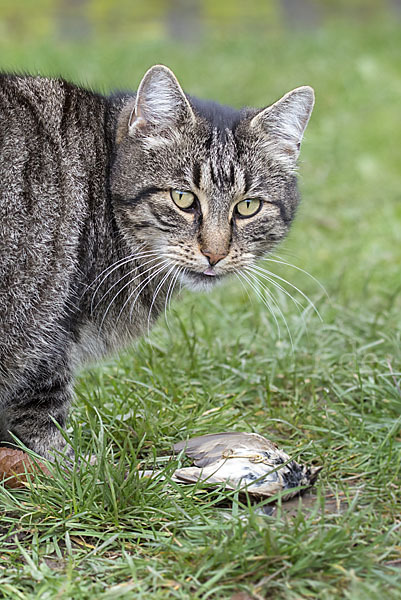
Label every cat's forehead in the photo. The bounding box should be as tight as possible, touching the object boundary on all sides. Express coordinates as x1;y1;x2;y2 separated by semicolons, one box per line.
188;97;251;188
188;96;244;133
196;127;245;195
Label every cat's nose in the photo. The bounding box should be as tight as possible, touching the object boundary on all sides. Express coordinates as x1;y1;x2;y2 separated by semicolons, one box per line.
201;249;228;266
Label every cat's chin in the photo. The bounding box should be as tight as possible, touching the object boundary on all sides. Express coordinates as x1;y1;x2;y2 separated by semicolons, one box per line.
179;270;224;292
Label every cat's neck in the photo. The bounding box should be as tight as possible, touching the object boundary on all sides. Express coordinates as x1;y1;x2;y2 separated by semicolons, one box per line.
72;93;172;357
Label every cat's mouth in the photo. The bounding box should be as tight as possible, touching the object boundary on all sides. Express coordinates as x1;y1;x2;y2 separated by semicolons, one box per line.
203;266;218;277
190;269;222;282
180;268;224;291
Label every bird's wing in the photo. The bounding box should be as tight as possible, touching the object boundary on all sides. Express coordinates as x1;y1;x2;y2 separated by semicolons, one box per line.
172;466;236;488
173;432;278;467
172;462;286;498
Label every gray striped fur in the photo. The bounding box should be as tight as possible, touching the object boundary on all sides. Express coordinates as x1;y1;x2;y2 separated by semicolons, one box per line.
0;65;313;458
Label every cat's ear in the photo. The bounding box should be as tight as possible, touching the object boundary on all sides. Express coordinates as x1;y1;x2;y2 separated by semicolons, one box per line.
250;86;314;168
128;65;196;136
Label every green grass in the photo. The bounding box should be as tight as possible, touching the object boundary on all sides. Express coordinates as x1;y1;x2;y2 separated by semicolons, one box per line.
1;19;401;600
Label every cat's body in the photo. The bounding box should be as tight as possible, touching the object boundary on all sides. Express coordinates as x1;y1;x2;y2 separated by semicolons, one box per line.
0;66;314;458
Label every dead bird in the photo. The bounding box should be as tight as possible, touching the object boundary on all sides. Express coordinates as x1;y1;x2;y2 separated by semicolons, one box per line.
172;432;321;499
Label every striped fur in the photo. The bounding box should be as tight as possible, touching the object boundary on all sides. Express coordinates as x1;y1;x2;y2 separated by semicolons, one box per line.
0;66;313;458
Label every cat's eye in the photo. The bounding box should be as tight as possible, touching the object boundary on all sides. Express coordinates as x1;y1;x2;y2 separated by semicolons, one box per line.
170;189;196;210
235;199;262;218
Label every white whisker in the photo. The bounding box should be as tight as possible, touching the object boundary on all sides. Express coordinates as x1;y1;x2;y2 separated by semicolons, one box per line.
245;266;305;314
261;256;327;296
92;254;161;314
178;268;186;294
239;270;294;350
86;253;137;302
125;261;171;324
165;265;183;325
251;263;322;321
234;270;255;307
146;263;176;334
100;259;170;330
89;248;160;313
84;242;146;296
237;270;281;340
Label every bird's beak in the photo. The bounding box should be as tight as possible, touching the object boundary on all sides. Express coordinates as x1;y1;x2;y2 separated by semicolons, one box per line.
309;465;323;484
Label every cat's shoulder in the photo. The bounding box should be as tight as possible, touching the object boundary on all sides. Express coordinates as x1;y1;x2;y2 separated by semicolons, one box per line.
0;72;68;107
0;72;101;132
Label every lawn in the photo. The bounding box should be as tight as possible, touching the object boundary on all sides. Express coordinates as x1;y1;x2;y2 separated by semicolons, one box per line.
0;18;401;600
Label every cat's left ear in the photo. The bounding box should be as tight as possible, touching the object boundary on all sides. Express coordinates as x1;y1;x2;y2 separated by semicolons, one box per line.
128;65;196;136
250;86;314;167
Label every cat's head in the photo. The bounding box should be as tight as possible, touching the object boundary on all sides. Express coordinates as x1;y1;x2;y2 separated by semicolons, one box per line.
111;65;314;291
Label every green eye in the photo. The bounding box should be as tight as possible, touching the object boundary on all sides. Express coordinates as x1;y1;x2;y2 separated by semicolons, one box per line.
235;199;262;218
170;189;196;210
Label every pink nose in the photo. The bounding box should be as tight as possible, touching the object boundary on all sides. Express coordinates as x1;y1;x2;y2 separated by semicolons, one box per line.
201;249;228;266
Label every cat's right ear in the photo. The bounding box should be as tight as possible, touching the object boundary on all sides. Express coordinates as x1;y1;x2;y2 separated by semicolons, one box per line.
127;65;196;138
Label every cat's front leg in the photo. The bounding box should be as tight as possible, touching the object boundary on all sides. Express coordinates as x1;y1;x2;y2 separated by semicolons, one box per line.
0;363;73;461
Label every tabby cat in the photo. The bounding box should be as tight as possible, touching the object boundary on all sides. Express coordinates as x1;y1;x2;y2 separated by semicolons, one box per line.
0;65;314;459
